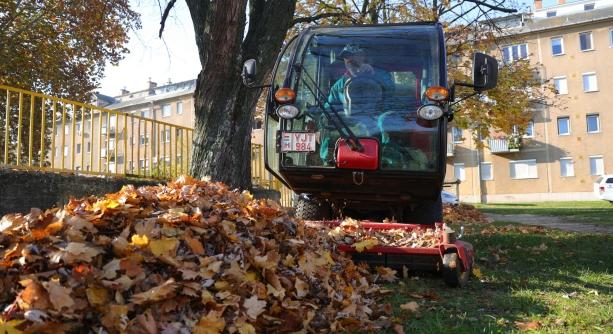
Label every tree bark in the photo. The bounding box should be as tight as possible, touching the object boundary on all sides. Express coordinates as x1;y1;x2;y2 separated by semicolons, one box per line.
186;0;296;190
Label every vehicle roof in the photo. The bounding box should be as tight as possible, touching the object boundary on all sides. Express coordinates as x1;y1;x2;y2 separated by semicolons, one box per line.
305;22;439;35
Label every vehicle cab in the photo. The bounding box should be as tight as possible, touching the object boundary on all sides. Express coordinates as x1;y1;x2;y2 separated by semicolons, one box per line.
243;23;498;222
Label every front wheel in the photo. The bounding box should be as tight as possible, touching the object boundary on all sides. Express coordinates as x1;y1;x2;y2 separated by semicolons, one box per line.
295;195;331;220
442;252;471;288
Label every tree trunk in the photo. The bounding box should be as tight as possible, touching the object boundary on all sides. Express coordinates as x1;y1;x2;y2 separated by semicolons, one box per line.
186;0;296;190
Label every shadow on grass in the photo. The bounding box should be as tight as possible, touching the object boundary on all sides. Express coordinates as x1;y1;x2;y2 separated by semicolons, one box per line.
379;224;612;333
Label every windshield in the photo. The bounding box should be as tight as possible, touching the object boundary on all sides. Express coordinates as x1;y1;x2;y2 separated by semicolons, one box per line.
281;25;441;171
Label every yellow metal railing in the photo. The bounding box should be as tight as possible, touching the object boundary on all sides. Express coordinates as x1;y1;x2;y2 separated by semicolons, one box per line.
0;84;193;179
0;84;294;207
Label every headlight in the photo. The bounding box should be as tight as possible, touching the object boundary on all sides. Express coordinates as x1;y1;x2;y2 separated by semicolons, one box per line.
417;104;443;120
276;104;301;119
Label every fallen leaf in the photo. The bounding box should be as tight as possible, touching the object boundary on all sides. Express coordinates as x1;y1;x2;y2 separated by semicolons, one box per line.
131;279;177;305
43;280;74;311
472;266;483;279
86;287;109;305
392;324;405;334
130;234;149;247
376;266;397;282
294;278;309;299
18;279;51;310
149;238;179;257
399;301;419;313
0;319;24;334
353;238;379;252
193;310;225;334
184;235;205;255
244;295;267;319
515;320;540;330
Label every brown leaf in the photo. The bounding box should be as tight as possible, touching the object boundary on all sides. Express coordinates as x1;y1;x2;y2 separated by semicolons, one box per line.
392;324;406;334
515;320;541;330
399;301;419;313
131;279;177;305
19;279;51;310
193;310;225;334
43;280;74;311
184;235;205;255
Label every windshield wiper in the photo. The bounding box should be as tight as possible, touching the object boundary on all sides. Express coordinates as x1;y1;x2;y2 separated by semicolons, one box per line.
293;64;363;152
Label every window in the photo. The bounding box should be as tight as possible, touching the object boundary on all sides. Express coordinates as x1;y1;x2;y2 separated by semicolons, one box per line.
76;121;82;135
590;156;604;176
582;73;598;92
128;161;133;171
109;115;117;127
162;104;171;118
176;155;182;166
610;29;613;47
510;159;538;179
75;166;81;171
587;114;600;133
109;138;115;150
163;129;171;143
76;143;81;154
101;148;106;158
86;142;91;153
452;127;463;143
64;124;70;135
560;158;575;177
454;163;465;181
553;76;568;95
502;44;528;63
551;37;564;55
584;3;595;11
579;32;593;51
480;162;493;181
177;101;183;115
139;159;145;169
63;146;68;157
140;134;149;145
546;11;556;17
140;109;150;118
86;165;90;171
557;117;570;135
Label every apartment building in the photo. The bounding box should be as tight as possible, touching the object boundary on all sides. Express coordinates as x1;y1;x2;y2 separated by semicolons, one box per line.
50;79;195;175
447;0;613;202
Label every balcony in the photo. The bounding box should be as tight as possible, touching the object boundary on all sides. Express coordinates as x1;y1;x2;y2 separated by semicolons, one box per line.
488;136;522;154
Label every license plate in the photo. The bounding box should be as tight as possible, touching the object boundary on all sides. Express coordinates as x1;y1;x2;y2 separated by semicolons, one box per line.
280;132;316;152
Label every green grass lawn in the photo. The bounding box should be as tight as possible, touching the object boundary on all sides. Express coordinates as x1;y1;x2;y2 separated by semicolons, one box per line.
381;221;613;334
474;201;613;227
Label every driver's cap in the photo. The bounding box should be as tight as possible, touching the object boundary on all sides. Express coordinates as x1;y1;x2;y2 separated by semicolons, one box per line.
338;44;366;59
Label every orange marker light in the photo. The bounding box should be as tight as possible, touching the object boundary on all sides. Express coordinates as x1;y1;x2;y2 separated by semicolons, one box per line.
425;86;449;102
274;88;296;104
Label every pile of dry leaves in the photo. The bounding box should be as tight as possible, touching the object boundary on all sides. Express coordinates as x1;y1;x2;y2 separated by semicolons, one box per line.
327;219;442;250
0;176;395;333
443;204;489;225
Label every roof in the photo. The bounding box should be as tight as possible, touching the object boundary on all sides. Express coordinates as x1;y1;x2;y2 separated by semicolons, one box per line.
104;79;196;110
512;6;613;35
92;92;116;106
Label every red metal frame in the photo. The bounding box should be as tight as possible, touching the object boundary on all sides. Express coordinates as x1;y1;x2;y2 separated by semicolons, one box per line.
313;220;474;273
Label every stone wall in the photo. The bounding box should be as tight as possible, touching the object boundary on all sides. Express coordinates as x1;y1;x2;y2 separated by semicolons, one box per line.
0;168;280;216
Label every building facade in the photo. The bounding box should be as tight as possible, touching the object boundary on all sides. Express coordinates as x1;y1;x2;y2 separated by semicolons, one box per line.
446;0;613;202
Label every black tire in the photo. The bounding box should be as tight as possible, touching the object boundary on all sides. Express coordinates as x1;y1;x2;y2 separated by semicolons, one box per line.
406;195;443;225
295;195;330;220
442;252;471;288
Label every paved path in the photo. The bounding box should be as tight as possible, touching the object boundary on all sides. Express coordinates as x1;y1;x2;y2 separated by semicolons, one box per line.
485;213;613;234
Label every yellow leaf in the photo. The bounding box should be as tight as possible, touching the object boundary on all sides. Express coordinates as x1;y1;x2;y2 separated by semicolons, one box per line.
472;266;483;279
149;238;178;257
353;238;379;252
245;272;257;282
237;323;256;334
130;234;149;247
0;319;24;334
86;287;109;305
193;310;225;334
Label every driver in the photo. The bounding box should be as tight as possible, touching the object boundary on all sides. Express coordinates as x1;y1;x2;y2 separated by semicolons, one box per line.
318;44;394;164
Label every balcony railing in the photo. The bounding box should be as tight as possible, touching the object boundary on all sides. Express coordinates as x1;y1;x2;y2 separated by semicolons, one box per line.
488;136;522;153
0;84;294;207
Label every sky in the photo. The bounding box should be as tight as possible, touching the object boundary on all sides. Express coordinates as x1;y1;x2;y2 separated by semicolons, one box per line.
99;0;200;96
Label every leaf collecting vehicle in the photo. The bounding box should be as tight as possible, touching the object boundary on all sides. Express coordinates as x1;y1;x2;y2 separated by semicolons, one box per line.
242;22;498;287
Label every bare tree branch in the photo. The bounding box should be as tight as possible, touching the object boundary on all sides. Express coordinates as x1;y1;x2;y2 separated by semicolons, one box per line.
292;12;349;25
464;0;517;13
159;0;177;38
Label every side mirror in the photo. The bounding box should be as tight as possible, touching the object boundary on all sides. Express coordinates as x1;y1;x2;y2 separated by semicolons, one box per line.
242;59;257;86
472;53;498;91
